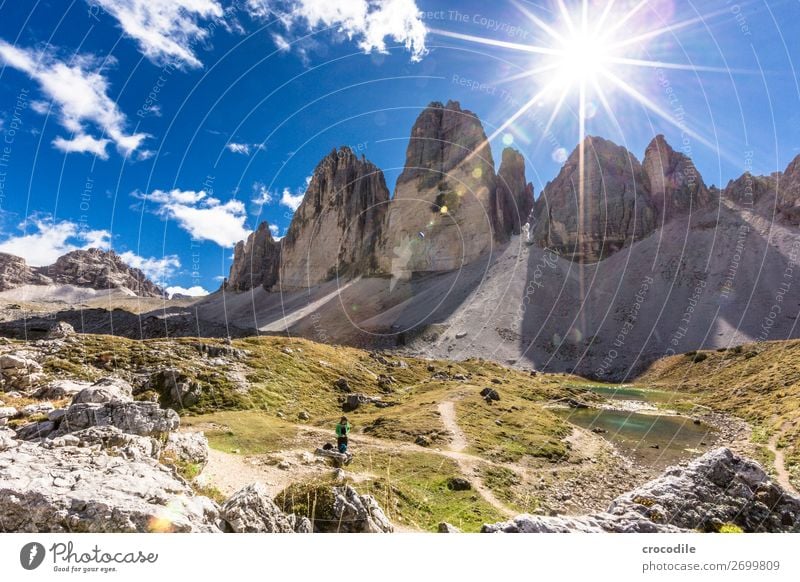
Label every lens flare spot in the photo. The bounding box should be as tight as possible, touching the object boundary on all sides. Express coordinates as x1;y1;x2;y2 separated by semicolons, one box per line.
502;133;514;146
552;147;568;163
472;167;483;179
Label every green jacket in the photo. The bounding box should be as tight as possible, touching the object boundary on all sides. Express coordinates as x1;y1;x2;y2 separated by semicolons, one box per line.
335;422;351;437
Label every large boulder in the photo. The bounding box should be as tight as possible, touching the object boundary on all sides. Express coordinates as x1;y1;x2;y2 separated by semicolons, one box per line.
144;369;201;410
608;447;800;532
220;483;297;533
0;353;45;392
62;425;161;460
35;379;92;400
53;401;179;438
331;485;394;533
71;377;134;404
0;440;220;532
44;321;76;340
163;432;209;469
482;448;800;533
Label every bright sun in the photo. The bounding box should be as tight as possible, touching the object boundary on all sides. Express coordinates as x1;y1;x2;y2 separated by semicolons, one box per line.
429;0;728;153
556;31;612;86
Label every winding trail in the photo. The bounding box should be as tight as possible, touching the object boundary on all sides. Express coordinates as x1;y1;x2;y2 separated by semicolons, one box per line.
767;423;798;496
437;399;516;517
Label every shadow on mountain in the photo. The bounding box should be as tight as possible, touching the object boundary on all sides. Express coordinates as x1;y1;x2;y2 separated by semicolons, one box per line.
519;204;798;380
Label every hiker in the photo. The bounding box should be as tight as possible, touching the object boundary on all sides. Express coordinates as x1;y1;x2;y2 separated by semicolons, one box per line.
336;416;351;454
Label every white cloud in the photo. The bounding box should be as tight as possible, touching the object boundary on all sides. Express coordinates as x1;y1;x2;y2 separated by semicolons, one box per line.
0;40;147;158
226;142;251;155
246;0;273;20
0;217;111;266
251;182;273;211
88;0;223;69
166;285;209;298
280;187;305;212
118;250;181;283
226;142;265;155
278;0;428;61
268;224;281;237
53;134;111;158
272;33;291;52
137;188;250;247
278;176;311;212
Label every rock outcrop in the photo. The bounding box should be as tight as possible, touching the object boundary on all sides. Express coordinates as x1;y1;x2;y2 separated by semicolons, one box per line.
0;253;46;291
0;440;220;532
642;135;714;223
495;147;534;239
381;101;499;277
279;147;390;289
0;248;164;297
0;352;45;392
220;482;309;533
51;401;180;439
778;155;800;223
532;136;657;262
164;432;210;469
225;221;281;292
330;484;394;533
482;448;800;533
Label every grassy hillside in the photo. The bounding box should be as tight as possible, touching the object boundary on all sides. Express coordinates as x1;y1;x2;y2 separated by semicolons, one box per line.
10;334;608;530
638;340;800;486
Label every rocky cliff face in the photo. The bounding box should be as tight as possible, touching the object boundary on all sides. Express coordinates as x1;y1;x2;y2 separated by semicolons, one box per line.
381;101;499;277
0;253;44;291
642;135;714;223
279;147;390;290
722;154;800;224
777;155;800;223
495;147;534;239
532;136;657;262
226;222;281;292
0;249;164;297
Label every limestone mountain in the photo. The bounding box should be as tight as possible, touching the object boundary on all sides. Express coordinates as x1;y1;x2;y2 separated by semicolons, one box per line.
0;248;164;297
721;153;800;225
381;100;499;277
495;147;535;240
279;147;390;290
0;253;48;291
778;155;800;223
641;134;714;223
225;221;281;292
532;136;657;262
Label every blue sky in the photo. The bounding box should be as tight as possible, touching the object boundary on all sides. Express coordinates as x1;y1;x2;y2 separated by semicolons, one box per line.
0;0;798;296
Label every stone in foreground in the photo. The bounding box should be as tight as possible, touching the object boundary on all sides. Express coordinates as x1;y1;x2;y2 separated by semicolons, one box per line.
0;441;220;532
482;448;800;533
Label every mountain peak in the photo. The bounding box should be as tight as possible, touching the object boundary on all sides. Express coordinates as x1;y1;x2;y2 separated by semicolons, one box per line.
0;248;164;297
226;221;281;292
279;148;390;289
533;137;655;262
642;134;713;221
